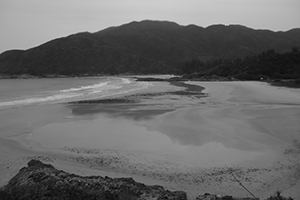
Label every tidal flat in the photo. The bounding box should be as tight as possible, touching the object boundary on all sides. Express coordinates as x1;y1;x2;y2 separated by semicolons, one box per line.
1;80;300;199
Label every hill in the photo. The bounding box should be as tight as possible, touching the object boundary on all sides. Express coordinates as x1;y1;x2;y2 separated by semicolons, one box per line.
0;20;300;76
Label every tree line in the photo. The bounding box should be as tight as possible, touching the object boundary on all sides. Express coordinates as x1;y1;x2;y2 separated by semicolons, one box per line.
180;47;300;81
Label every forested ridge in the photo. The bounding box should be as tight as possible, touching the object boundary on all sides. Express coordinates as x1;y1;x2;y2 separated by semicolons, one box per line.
0;20;299;77
181;48;300;81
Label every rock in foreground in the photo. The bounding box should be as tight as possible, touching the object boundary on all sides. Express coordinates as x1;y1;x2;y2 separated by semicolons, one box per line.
0;160;187;200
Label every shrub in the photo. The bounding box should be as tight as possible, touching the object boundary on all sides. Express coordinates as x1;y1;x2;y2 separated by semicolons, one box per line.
266;191;293;200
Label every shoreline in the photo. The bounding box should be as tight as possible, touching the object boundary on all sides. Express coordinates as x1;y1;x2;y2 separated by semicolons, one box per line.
1;81;300;199
2;73;299;90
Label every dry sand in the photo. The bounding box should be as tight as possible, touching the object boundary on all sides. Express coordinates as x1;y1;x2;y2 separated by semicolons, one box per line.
1;81;300;200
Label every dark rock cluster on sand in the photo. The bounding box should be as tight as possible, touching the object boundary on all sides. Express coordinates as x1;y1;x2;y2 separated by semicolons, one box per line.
0;160;186;200
1;160;284;200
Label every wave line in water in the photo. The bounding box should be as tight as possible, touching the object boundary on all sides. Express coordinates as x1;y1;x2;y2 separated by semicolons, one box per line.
59;81;109;93
97;81;154;99
0;77;151;110
0;93;82;108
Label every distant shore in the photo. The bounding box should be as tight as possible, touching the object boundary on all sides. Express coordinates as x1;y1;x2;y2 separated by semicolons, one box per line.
1;73;300;90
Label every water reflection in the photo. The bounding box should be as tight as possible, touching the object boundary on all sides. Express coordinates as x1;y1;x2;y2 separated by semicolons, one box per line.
147;107;282;151
29;107;279;168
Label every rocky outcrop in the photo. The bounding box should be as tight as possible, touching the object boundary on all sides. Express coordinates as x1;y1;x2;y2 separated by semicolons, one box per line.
0;160;293;200
0;160;187;200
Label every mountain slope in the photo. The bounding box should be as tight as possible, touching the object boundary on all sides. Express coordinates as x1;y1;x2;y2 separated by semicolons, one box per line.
1;20;300;75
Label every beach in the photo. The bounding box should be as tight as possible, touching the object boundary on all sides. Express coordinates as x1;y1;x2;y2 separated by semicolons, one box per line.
1;80;300;199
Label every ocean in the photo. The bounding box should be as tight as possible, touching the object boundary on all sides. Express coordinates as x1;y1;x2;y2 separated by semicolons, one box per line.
0;77;153;110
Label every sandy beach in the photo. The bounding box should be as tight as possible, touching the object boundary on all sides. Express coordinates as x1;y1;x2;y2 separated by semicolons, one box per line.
1;80;300;199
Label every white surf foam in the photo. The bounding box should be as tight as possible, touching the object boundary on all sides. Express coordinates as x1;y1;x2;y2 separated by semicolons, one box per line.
59;81;109;93
0;77;153;109
0;93;82;108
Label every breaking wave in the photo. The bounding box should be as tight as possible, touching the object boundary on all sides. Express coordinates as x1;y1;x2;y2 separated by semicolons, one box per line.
0;77;152;110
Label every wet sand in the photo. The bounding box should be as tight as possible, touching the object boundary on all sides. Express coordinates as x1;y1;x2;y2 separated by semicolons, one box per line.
1;81;300;199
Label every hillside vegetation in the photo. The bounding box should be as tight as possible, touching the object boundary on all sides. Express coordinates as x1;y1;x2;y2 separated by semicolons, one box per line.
0;20;300;76
181;48;300;80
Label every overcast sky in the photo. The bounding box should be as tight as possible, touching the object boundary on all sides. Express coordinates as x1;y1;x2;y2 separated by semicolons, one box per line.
0;0;299;53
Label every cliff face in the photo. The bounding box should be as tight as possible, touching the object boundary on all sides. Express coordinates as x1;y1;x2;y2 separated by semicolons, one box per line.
0;160;187;200
0;20;299;76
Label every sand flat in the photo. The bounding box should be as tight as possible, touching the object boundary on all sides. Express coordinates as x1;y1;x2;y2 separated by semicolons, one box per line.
1;81;300;199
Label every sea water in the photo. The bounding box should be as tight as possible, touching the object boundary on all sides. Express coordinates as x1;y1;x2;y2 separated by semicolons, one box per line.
0;77;152;110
